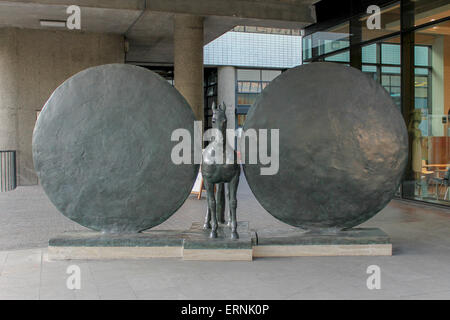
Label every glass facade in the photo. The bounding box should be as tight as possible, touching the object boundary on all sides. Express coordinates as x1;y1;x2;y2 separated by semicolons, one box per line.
303;0;450;207
303;22;350;60
410;19;450;204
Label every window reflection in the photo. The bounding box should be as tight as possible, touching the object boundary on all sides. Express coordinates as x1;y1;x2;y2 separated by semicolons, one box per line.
302;22;349;60
408;19;450;204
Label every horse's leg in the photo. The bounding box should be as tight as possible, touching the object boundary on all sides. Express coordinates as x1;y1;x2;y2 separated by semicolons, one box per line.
216;183;225;224
225;183;232;227
228;174;239;239
205;181;218;238
203;206;211;230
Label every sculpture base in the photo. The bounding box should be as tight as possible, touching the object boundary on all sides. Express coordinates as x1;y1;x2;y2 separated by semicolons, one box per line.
48;230;185;260
48;225;391;260
48;222;255;261
254;228;392;257
182;222;254;261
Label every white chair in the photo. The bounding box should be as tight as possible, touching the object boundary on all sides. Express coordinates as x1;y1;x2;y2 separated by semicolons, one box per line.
432;167;450;200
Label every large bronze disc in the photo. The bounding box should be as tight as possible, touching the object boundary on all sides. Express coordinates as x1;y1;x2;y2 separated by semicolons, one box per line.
33;64;198;233
242;63;408;230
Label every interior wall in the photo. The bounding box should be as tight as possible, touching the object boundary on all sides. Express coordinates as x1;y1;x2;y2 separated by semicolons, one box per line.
0;28;125;186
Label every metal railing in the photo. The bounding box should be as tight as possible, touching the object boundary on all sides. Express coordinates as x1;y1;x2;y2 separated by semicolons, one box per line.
0;150;17;192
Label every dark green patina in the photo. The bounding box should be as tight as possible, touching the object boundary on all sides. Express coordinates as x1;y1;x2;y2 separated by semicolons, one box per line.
33;64;199;233
243;63;408;231
256;228;390;246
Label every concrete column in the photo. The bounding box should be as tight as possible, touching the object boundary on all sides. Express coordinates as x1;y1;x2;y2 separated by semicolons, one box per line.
174;14;204;122
0;29;18;152
0;28;124;186
217;66;236;130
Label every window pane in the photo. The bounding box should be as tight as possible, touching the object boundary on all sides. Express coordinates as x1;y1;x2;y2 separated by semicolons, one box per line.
380;70;401;110
382;66;401;74
415;46;429;66
324;51;350;63
250;82;261;93
362;44;377;64
309;22;349;59
362;65;377;73
261;70;281;81
237;69;260;81
390;76;400;87
381;43;401;65
362;65;377;81
302;35;312;60
237;93;258;106
415;68;429;75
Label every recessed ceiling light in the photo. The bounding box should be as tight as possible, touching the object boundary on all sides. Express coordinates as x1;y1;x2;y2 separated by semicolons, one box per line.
40;20;66;28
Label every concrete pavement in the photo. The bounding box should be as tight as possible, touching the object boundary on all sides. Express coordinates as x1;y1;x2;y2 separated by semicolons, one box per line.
0;177;450;299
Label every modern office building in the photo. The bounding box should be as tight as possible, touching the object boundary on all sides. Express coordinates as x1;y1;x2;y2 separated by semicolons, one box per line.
0;0;314;189
203;27;302;130
0;0;449;209
145;27;302;131
203;0;450;209
302;0;450;207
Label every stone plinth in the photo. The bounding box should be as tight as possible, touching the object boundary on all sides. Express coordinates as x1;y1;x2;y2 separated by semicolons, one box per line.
48;230;185;260
253;228;392;257
48;223;255;261
48;224;392;261
182;222;254;261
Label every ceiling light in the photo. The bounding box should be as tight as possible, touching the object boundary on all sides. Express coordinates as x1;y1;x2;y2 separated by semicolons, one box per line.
40;20;66;28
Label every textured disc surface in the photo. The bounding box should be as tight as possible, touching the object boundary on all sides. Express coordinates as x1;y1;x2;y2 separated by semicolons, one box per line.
33;64;199;233
243;63;408;230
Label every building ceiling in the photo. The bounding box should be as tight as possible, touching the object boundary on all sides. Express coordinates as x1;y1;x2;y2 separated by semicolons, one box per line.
0;0;318;64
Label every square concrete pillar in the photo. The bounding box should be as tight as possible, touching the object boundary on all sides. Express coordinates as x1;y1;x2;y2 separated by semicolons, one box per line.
174;15;204;124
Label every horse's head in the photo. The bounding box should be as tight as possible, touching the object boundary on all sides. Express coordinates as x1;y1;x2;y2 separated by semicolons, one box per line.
211;102;227;131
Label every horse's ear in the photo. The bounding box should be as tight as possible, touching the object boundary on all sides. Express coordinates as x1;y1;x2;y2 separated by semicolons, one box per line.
212;101;217;111
219;102;226;111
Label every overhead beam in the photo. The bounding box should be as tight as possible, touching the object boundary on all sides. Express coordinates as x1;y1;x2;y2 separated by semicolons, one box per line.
2;0;145;11
145;0;316;23
3;0;316;23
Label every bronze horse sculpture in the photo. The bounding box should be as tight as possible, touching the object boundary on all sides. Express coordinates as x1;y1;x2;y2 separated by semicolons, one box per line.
202;102;240;239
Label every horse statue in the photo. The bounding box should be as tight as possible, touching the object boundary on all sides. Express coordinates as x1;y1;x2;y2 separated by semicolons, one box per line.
202;102;240;239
